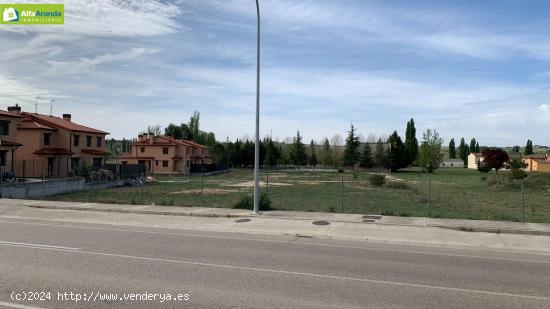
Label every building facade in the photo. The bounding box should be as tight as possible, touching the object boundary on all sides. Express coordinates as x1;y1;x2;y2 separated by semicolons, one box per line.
7;105;109;178
523;154;550;173
0;107;23;176
440;159;464;168
115;134;211;175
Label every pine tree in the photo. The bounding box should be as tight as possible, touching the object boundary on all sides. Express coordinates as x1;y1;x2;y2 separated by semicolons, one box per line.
448;138;456;159
374;138;387;168
475;141;480;153
524;139;534;155
360;143;374;168
387;131;408;172
469;138;477;154
404;118;419;165
321;138;333;166
458;138;469;164
343;124;361;167
289;131;307;166
308;140;318;166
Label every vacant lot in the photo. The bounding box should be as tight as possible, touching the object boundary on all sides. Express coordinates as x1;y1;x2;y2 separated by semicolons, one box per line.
43;168;550;222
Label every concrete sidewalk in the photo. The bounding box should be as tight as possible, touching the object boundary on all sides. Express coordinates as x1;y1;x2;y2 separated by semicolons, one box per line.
1;198;549;236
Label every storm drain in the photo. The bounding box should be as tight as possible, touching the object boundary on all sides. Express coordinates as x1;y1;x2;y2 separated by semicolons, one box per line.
235;218;251;223
312;220;330;226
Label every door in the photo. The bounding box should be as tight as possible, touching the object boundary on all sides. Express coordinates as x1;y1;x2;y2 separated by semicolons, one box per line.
47;158;55;177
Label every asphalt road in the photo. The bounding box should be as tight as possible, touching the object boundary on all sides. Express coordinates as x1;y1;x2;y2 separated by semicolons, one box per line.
1;217;550;309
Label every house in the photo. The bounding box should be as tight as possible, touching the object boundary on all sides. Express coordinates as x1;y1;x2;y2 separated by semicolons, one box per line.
440;158;464;168
115;134;211;175
467;153;483;169
7;105;110;178
0;106;23;176
522;154;550;173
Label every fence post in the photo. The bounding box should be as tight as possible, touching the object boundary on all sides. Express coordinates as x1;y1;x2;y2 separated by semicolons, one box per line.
22;160;26;180
427;177;431;219
521;179;525;222
140;172;144;203
341;175;344;213
201;165;204;206
266;173;269;200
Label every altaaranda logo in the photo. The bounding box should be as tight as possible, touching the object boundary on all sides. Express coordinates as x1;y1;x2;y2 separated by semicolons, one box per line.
0;4;64;24
2;7;18;22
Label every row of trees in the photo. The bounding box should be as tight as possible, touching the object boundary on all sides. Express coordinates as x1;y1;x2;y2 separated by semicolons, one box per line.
448;137;479;164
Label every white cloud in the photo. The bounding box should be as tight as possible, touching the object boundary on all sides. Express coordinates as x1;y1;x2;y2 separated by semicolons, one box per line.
46;48;156;75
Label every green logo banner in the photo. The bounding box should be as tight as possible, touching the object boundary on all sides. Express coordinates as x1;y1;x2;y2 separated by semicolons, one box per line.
1;4;64;24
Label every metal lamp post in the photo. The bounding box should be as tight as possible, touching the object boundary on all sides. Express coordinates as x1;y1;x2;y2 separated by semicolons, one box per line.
253;0;261;214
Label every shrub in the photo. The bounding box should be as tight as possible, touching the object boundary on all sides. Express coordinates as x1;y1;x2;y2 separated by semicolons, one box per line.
232;193;272;211
477;162;492;173
368;174;386;187
509;168;528;181
337;166;345;173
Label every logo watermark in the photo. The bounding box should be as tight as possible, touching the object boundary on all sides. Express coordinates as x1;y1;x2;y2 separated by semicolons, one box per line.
1;4;64;24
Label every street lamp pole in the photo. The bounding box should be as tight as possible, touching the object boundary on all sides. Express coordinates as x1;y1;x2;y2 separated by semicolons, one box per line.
253;0;261;214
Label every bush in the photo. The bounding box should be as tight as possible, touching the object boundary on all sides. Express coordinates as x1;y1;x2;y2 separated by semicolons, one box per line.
337;166;345;173
477;163;492;173
233;193;272;211
509;168;527;181
385;181;412;190
368;174;386;187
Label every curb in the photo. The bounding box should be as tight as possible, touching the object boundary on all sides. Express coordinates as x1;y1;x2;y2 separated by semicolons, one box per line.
431;224;550;236
21;204;550;237
24;204;251;219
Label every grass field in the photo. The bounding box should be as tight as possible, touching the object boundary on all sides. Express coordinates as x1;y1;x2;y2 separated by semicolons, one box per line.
42;168;550;223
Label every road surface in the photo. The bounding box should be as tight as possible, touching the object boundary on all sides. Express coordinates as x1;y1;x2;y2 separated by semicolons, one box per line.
0;217;549;308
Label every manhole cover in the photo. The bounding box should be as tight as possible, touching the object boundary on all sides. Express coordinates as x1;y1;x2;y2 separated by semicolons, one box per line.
235;218;251;223
312;220;330;226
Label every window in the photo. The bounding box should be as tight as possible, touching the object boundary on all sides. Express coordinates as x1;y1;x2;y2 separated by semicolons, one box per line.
0;120;9;135
0;151;6;166
162;147;169;154
73;135;80;147
140;147;145;153
43;133;51;146
162;160;168;167
155;160;159;166
96;136;102;147
92;158;103;169
86;136;92;147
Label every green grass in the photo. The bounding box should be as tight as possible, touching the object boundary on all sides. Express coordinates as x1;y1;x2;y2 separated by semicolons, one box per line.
41;168;550;223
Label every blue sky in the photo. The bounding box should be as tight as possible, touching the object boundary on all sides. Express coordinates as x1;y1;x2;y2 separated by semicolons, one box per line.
1;0;550;146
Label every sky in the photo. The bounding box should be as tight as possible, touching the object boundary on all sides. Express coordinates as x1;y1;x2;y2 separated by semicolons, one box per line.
1;0;550;146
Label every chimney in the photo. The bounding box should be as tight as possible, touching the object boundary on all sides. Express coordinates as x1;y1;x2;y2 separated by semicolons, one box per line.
138;134;143;141
7;104;21;115
62;114;71;122
149;132;154;144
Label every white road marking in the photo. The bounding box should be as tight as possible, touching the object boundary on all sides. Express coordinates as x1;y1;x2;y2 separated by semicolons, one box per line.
1;219;549;264
0;301;47;309
0;240;79;251
3;244;550;302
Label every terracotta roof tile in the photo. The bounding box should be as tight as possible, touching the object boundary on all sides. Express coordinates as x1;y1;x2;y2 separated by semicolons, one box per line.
33;148;73;155
81;149;110;155
21;112;108;135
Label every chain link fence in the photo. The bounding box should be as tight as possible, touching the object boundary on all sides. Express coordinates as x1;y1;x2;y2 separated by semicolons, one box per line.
38;168;550;223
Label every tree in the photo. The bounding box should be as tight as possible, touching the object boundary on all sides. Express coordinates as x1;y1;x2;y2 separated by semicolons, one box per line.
469;138;478;154
404;118;418;165
418;129;443;173
264;138;280;168
374;138;387;168
458;138;469;164
189;111;200;139
289;131;307;166
481;147;509;174
524;139;534;155
321;138;333;166
308;140;318;166
448;138;456;159
387;131;408;172
512;145;520;153
360;143;374;168
343;124;361;167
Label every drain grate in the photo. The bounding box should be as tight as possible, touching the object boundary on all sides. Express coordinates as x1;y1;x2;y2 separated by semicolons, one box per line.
235;218;251;223
312;220;330;226
362;215;382;220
